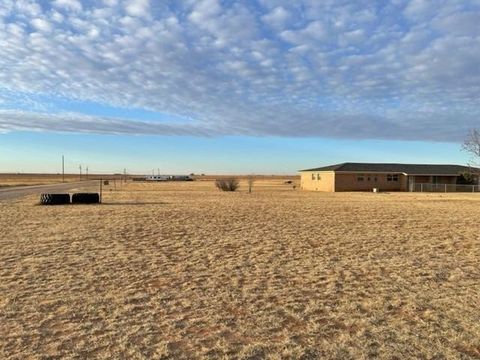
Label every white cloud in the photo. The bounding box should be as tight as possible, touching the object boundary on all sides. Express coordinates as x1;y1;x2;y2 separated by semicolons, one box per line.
339;29;366;46
15;0;42;16
0;0;479;141
188;1;257;48
125;0;150;18
262;6;289;29
30;18;52;32
103;0;118;6
0;110;217;136
404;0;434;19
433;11;480;36
188;0;222;24
281;21;328;45
53;0;82;12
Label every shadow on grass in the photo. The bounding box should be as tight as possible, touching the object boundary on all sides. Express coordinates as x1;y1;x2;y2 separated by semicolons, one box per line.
101;201;168;206
35;201;168;206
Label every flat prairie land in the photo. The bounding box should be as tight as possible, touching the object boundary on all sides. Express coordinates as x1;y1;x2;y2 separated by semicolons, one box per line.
1;180;480;359
0;174;131;187
0;174;296;187
0;174;83;187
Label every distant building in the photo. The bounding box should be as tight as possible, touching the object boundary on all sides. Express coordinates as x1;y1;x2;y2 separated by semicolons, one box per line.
300;163;479;192
146;175;193;181
146;175;170;181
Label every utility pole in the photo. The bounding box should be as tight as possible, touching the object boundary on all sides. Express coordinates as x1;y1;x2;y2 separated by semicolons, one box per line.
124;168;127;183
79;165;82;181
62;155;65;183
86;166;88;180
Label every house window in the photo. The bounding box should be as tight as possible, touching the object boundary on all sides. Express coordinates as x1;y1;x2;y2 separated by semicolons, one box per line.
387;174;399;182
317;174;321;181
311;174;315;180
357;174;364;182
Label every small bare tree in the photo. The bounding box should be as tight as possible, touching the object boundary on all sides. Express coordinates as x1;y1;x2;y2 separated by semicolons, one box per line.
247;175;255;194
462;129;480;183
463;129;480;163
215;178;239;191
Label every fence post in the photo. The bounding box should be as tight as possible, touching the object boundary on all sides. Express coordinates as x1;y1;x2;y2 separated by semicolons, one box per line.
421;183;423;192
445;184;447;193
99;179;103;204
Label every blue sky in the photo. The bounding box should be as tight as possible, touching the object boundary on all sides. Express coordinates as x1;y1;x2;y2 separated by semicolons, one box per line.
0;0;479;174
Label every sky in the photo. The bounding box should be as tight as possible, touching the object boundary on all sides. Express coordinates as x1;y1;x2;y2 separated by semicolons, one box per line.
0;0;479;174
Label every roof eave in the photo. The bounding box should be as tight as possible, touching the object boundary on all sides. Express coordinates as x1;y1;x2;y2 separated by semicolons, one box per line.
299;169;336;172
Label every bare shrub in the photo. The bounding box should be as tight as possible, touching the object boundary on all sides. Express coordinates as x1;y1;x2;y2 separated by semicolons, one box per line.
215;178;239;192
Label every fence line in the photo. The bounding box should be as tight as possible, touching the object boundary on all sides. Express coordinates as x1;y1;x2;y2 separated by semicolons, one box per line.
412;183;480;193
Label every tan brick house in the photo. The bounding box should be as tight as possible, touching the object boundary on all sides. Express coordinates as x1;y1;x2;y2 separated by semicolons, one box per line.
300;163;478;192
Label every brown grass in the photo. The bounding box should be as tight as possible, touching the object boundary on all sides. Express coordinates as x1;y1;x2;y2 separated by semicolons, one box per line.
1;180;480;359
0;174;93;187
0;174;298;187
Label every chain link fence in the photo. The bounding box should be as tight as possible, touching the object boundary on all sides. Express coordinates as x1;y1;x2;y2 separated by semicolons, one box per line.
412;183;480;193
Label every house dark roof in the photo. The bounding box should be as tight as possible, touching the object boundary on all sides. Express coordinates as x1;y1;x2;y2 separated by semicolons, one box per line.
300;163;475;175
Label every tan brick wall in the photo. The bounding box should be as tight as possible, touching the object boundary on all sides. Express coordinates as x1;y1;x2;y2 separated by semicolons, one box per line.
412;176;430;184
335;173;407;191
300;171;335;191
411;176;457;184
442;176;458;184
301;172;461;192
300;171;408;192
300;171;457;192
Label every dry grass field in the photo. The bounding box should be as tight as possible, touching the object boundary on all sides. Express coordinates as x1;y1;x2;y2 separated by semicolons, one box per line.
0;174;91;187
0;174;126;187
0;174;296;187
1;179;480;359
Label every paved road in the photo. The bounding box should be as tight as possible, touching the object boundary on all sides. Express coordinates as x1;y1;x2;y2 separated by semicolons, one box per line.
0;181;100;201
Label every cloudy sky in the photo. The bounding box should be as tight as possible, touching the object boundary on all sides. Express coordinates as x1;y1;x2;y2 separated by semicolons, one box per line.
0;0;479;173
